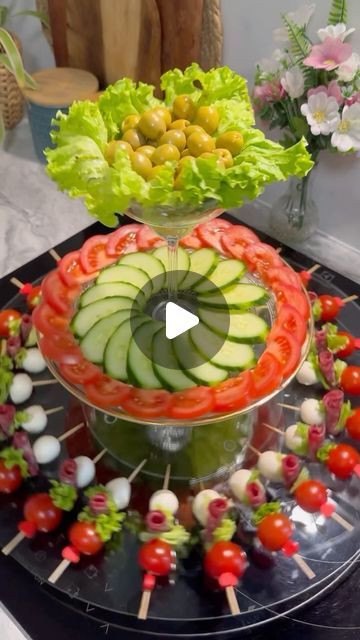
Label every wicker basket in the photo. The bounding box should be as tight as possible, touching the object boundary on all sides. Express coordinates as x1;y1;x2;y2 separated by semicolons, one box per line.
0;32;24;130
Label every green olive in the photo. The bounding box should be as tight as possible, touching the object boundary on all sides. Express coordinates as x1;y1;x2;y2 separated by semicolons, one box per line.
172;95;196;121
194;106;219;135
121;114;140;133
184;124;206;139
159;129;186;151
122;128;146;150
216;130;244;156
187;131;216;157
138;111;167;140
199;152;224;169
137;145;155;160
104;140;133;165
152;143;180;165
147;165;165;181
151;106;172;128
214;147;234;168
131;151;153;179
181;148;191;158
169;119;190;131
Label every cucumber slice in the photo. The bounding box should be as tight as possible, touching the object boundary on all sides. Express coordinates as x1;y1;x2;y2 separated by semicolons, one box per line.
180;248;219;290
127;322;163;389
198;308;269;343
195;259;246;293
198;283;268;310
152;245;190;286
104;315;149;381
97;264;150;294
80;282;145;308
190;324;255;371
71;297;134;337
80;309;136;364
172;332;227;386
152;328;196;391
119;252;165;293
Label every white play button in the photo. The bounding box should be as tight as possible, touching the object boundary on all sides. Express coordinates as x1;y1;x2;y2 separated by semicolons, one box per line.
165;301;199;340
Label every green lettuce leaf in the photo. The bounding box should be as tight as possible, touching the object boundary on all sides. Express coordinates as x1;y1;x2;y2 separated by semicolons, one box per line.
211;518;236;545
0;447;28;478
290;466;310;493
324;323;349;353
292;422;310;456
316;442;336;462
252;501;281;525
51;101;108;151
336;400;353;433
334;359;347;384
49;480;77;511
312;298;322;321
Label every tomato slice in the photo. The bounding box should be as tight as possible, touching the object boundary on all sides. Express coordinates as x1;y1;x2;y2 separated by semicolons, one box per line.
267;330;301;379
220;225;259;259
244;242;283;272
251;352;283;398
197;217;231;253
84;375;131;408
59;251;97;287
137;225;166;250
272;283;310;320
41;271;79;314
32;302;71;336
80;235;116;274
268;304;307;345
122;388;172;418
180;229;203;249
266;266;302;290
168;386;214;419
212;371;252;412
59;360;102;385
39;331;83;364
106;224;141;257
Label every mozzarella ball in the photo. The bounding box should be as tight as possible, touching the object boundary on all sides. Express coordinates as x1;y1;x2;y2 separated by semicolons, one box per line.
33;435;61;464
285;423;307;453
149;489;179;515
9;373;33;404
22;348;47;374
229;469;252;502
21;405;47;434
258;450;284;483
296;361;318;386
106;477;131;510
73;456;96;488
300;398;323;425
192;489;220;526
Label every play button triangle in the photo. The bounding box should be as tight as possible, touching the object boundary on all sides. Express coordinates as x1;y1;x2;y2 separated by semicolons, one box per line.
165;301;199;340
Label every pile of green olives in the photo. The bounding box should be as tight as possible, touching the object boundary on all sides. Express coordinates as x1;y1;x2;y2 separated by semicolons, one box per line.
104;95;245;186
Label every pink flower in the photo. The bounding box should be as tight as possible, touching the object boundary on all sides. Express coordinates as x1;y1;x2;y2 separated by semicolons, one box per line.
345;92;360;106
304;37;352;70
253;80;286;110
308;80;343;105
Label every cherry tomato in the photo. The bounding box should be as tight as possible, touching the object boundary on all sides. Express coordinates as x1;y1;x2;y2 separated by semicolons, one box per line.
106;224;141;257
168;386;214;419
267;329;301;379
0;460;22;494
180;229;203;249
24;493;63;533
341;366;360;395
59;360;102;385
244;243;282;273
27;285;42;310
346;408;360;441
212;371;252;412
69;521;104;555
299;270;311;287
204;541;247;580
0;309;21;337
59;251;96;287
317;295;343;322
137;225;166;250
294;480;328;513
327;444;359;479
257;513;293;552
39;331;83;365
84;375;131;408
272;283;310;320
122;388;172;418
250;352;283;398
336;332;359;358
266;266;302;290
220;226;258;259
139;538;172;576
80;235;116;274
32;302;70;336
197;217;231;253
41;271;79;315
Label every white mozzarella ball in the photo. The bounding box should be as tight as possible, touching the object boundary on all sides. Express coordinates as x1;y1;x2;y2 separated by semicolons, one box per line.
192;489;220;526
74;456;96;488
21;405;47;434
296;361;318;386
33;435;61;464
150;489;179;515
258;450;284;483
300;398;323;425
106;477;131;510
229;469;252;502
285;423;307;453
9;373;33;404
22;348;47;374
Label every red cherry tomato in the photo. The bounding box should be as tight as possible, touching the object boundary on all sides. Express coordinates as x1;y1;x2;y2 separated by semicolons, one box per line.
39;331;83;365
294;480;328;513
336;332;359;358
244;243;282;273
346;408;360;441
220;225;258;259
212;371;252;412
0;309;22;337
341;366;360;395
0;460;22;494
106;224;141;257
139;538;172;576
32;302;70;336
27;285;42;310
269;304;307;345
41;271;79;315
266;266;302;290
80;235;116;274
327;444;359;479
257;513;293;552
122;388;172;418
59;360;102;385
204;541;247;580
267;329;301;379
167;386;214;419
69;521;104;555
299;270;311;287
24;493;63;533
250;352;283;398
59;251;97;287
137;225;166;250
197;217;232;253
84;375;131;408
318;295;343;322
180;229;203;249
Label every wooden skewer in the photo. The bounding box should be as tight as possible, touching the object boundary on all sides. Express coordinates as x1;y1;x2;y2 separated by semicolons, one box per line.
45;406;63;416
263;422;284;436
342;295;358;304
247;443;261;457
225;585;240;615
127;458;147;483
48;558;71;584
275;247;282;254
49;248;61;262
330;511;354;532
163;464;171;491
278;402;299;412
10;277;24;289
92;448;107;465
32;379;58;387
307;263;320;274
57;422;85;442
2;531;26;556
292;553;315;580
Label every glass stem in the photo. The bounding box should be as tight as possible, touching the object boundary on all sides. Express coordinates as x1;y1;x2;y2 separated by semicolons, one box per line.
167;236;179;302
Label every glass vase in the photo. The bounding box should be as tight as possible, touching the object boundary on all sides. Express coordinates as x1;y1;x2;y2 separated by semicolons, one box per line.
270;169;319;243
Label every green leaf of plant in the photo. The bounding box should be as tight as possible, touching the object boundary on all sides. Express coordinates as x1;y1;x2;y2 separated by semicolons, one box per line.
0;6;8;28
0;28;25;87
290;116;310;139
328;0;347;26
13;9;50;29
281;16;313;88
